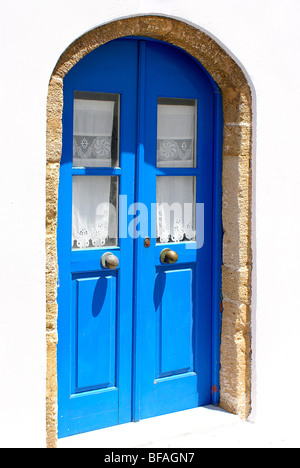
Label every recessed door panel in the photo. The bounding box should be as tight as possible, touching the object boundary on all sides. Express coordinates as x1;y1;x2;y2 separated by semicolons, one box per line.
74;273;117;392
155;268;194;379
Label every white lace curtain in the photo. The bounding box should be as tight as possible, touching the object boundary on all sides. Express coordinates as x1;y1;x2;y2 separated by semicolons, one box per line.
73;99;115;167
72;98;117;249
72;176;117;249
157;103;196;168
72;99;196;248
157;177;196;243
156;102;196;243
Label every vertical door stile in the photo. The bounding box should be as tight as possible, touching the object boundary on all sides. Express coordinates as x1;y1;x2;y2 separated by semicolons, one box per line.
132;40;146;422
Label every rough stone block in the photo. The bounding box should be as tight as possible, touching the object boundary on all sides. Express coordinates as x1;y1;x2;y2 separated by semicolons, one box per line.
222;265;251;304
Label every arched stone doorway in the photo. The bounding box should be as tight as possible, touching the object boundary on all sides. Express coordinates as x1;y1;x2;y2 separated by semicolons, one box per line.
46;15;252;448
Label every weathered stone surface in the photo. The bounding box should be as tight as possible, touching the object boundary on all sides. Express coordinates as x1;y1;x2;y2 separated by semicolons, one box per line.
220;299;252;419
222;155;252;268
46;15;253;447
46;330;58;449
224;123;252;157
46;77;63;164
222;265;251;304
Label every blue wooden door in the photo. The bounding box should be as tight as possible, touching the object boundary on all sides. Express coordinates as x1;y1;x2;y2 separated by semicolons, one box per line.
57;38;221;438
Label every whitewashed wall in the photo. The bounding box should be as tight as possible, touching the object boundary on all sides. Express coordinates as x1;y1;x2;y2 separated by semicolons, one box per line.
0;0;299;448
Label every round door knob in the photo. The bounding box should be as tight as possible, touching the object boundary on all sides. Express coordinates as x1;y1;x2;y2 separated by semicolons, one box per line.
160;248;178;264
101;252;119;269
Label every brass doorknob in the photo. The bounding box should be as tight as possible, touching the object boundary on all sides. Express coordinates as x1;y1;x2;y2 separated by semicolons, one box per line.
101;252;119;269
160;248;178;264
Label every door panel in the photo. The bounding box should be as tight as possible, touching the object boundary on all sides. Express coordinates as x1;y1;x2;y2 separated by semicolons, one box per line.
155;268;194;378
58;39;138;438
134;40;214;421
58;37;218;438
74;272;117;392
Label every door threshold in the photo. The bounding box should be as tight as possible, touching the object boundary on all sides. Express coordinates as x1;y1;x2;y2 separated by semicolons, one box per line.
57;406;243;448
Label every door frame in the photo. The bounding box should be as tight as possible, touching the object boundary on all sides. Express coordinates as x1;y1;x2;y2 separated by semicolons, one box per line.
46;15;253;448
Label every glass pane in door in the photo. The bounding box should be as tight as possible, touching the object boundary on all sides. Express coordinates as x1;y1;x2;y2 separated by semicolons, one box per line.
72;176;118;249
156;176;196;243
157;98;197;167
73;92;120;167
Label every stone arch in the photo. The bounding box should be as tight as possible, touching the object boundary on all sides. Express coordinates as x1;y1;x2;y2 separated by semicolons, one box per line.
46;15;252;448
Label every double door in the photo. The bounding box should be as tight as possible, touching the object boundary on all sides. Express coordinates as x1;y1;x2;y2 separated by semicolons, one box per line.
58;37;219;438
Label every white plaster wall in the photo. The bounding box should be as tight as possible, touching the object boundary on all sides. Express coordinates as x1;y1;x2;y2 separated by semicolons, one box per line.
0;0;299;447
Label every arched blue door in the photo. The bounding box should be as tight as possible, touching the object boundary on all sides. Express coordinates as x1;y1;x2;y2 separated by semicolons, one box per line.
57;38;222;438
